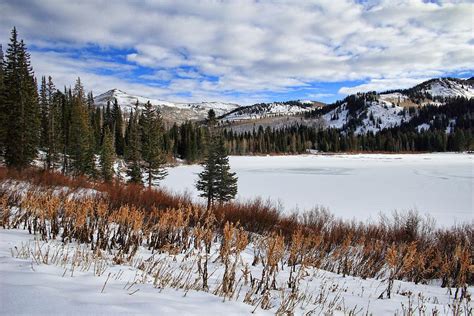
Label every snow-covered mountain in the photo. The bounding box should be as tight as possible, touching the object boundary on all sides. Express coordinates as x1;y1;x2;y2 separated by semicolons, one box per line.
94;89;176;111
317;77;473;134
221;100;325;121
322;98;410;134
93;89;240;123
411;77;474;99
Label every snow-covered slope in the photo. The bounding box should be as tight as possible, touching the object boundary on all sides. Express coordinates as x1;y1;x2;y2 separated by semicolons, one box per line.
316;77;473;134
94;89;176;111
323;99;410;134
94;89;240;123
222;101;324;121
416;78;474;98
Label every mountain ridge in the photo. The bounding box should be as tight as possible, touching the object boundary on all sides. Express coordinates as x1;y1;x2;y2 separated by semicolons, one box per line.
93;77;472;132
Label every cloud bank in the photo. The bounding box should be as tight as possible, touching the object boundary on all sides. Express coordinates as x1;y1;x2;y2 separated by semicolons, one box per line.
0;0;472;104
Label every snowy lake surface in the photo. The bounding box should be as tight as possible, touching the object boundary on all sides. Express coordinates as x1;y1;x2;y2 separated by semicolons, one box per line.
161;153;473;226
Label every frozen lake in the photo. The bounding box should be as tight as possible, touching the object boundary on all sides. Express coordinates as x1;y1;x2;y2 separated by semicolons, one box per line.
161;153;473;226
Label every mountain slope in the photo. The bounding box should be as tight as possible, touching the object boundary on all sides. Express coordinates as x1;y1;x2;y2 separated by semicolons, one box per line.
221;100;325;121
410;78;474;99
93;89;240;123
306;78;473;134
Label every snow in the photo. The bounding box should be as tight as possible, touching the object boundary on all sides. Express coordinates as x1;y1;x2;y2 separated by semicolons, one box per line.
94;89;240;119
417;123;430;132
424;78;474;99
161;153;473;227
321;100;409;134
223;102;316;121
323;107;349;129
1;228;470;315
355;101;407;134
94;89;176;112
0;230;262;316
379;92;411;104
178;101;241;115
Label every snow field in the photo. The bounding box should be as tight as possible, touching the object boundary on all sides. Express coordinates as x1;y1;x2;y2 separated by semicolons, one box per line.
161;153;473;227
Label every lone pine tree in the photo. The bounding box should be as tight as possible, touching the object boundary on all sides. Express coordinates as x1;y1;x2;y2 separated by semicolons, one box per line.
196;110;238;209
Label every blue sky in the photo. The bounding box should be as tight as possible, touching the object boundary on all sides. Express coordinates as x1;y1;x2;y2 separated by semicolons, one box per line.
1;0;472;105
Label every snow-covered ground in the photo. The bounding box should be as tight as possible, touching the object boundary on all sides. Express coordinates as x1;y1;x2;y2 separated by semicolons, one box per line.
0;229;264;315
161;153;473;226
1;229;470;315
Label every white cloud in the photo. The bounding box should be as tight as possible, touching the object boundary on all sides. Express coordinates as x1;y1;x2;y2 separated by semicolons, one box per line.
0;0;472;103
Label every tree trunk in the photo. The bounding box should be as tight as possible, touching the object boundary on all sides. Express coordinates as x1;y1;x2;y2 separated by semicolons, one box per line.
148;163;152;188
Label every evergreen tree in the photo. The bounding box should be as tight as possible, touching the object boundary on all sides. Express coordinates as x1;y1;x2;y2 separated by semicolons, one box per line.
69;78;95;177
112;98;125;156
125;110;142;184
3;28;40;170
45;76;60;170
140;101;167;187
60;88;72;173
39;76;49;150
100;128;115;181
214;137;238;203
196;139;218;209
196;110;238;209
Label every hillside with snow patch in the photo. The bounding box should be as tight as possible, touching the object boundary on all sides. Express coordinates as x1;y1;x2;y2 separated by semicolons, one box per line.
416;78;474;99
221;101;324;122
94;89;240;123
322;99;410;134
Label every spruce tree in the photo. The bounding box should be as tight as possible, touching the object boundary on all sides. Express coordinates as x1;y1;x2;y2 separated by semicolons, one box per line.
60;88;72;174
45;76;60;170
125;110;142;184
196;110;238;209
214;137;238;203
140;101;167;187
100;128;115;182
196;139;218;209
3;28;40;170
69;78;95;177
112;98;125;156
39;76;49;151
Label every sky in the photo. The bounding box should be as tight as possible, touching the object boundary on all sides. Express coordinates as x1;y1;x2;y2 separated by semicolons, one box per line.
0;0;472;105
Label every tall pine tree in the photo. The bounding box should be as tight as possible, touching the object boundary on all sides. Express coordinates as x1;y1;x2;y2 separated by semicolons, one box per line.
125;109;142;184
69;78;96;177
196;110;237;209
43;76;60;170
100;128;115;182
140;101;167;187
112;98;125;156
3;28;40;170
